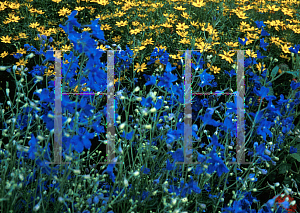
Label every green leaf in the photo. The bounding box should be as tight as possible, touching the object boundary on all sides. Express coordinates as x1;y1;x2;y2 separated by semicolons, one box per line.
270;65;279;79
278;163;292;174
291;153;300;163
284;70;300;79
267;86;274;96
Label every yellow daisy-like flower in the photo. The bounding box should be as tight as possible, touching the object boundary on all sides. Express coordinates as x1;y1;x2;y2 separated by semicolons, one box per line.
0;51;9;58
115;20;128;27
29;22;40;28
16;59;28;67
58;7;71;17
176;22;189;31
112;35;121;43
19;32;28;39
281;43;293;54
52;0;62;3
192;0;206;8
17;48;26;54
129;28;142;35
207;63;220;74
218;50;235;64
134;63;147;73
101;24;111;31
6;14;20;23
0;35;12;43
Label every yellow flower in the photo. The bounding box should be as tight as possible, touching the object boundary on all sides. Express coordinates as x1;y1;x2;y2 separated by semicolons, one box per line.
6;14;20;23
218;50;235;64
29;22;40;28
58;7;71;17
206;63;220;74
52;0;62;3
281;43;293;54
115;20;128;27
0;35;12;43
112;35;121;43
142;38;154;46
17;48;27;54
101;24;111;31
134;63;147;73
129;28;142;35
16;59;28;67
0;51;9;58
19;32;28;39
192;0;206;8
74;6;85;11
174;6;186;11
256;62;267;73
82;27;91;32
176;22;189;31
179;38;190;45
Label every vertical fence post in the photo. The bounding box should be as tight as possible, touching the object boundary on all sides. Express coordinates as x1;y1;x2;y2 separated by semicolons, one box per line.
175;49;252;165
228;50;252;165
46;49;121;165
46;50;71;165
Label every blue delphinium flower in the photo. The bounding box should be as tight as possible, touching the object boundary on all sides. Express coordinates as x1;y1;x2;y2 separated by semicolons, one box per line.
289;44;300;54
196;69;216;88
207;134;225;150
289;146;297;154
102;157;118;183
254;143;272;162
254;20;266;28
260;38;269;51
198;106;221;128
238;37;248;46
206;147;229;177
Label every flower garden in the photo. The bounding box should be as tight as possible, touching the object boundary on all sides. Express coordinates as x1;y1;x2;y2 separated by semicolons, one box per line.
0;0;300;212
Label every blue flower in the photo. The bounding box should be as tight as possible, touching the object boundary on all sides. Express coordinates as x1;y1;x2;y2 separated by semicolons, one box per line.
199;107;221;128
260;38;269;51
253;86;269;99
256;50;267;59
207;134;225;150
206;147;229;177
224;69;236;78
13;53;23;59
255;21;266;28
248;173;257;182
157;69;178;89
291;80;300;90
168;148;184;162
257;119;273;141
143;74;157;86
102;157;118;183
140;166;150;174
254;143;271;162
196;69;216;88
289;44;300;54
260;28;270;37
82;18;107;42
70;128;94;153
121;130;134;140
238;37;248;46
289;146;297;154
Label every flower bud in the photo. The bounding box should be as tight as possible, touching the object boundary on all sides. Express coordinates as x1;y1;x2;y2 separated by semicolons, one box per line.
144;124;152;129
124;177;129;187
150;107;156;113
119;122;126;130
133;171;139;177
181;197;188;203
133;86;140;92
